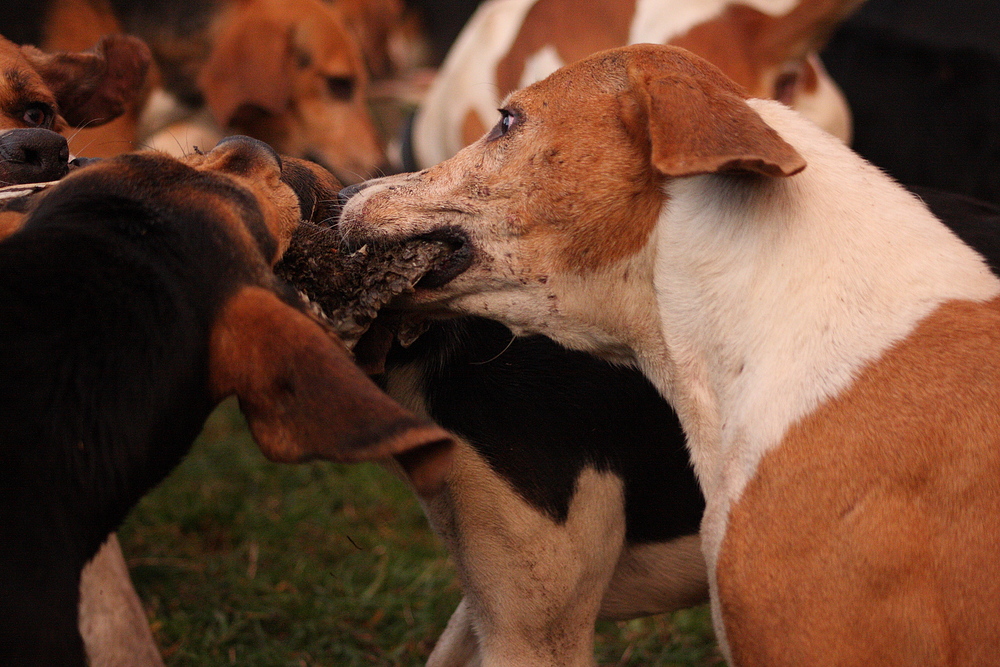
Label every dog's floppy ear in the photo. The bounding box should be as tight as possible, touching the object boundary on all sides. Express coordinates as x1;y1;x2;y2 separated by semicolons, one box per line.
626;63;806;178
280;158;344;225
209;286;453;494
22;35;151;128
199;5;294;129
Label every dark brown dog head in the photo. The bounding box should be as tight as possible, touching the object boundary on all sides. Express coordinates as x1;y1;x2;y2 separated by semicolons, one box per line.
19;136;452;493
0;33;150;185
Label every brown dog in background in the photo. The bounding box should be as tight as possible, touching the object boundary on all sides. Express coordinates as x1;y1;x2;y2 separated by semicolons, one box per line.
10;0;387;183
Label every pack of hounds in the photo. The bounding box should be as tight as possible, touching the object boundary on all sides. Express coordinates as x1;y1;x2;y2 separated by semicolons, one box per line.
1;0;999;665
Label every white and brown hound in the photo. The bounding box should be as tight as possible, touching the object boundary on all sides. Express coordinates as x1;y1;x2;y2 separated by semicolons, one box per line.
341;44;1000;665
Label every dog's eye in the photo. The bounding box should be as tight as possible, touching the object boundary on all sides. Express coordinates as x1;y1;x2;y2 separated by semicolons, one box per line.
487;108;518;141
22;103;53;128
326;76;355;101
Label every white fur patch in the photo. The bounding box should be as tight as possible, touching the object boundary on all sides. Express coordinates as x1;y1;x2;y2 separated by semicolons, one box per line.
630;0;799;45
413;0;540;167
518;45;565;90
412;0;852;169
420;443;627;665
648;98;1000;660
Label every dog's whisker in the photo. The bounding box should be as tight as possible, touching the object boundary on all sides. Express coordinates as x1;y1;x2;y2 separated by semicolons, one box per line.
469;331;516;365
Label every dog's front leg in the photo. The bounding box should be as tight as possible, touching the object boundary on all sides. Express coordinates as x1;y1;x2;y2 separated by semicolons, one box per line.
79;533;164;667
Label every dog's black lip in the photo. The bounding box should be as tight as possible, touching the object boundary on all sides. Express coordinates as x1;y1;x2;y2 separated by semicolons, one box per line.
416;228;474;289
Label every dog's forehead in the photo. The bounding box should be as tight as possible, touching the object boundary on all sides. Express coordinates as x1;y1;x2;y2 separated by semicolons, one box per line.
290;4;361;71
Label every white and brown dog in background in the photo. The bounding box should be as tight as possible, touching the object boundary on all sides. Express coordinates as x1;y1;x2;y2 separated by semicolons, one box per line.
407;0;862;170
341;44;1000;665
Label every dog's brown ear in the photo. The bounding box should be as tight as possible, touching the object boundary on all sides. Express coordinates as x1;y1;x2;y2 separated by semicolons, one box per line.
209;286;454;495
280;158;344;225
627;65;806;178
22;35;151;128
199;5;293;129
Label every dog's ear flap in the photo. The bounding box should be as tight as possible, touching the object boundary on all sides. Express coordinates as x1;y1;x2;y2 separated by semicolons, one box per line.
627;70;806;178
22;35;151;128
209;286;453;495
199;7;294;129
279;158;344;225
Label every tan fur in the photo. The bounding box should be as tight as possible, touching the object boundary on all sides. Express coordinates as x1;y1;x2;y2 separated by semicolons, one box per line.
420;442;628;665
411;0;861;169
346;47;800;275
79;536;164;667
334;0;406;77
719;296;1000;666
0;211;25;238
628;52;805;177
0;42;59;133
671;0;860;98
0;33;149;138
342;43;1000;662
37;0;150;158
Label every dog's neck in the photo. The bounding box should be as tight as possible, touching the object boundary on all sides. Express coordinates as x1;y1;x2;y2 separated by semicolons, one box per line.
645;100;1000;509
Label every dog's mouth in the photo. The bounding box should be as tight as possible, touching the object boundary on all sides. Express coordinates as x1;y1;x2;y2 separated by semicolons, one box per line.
412;227;474;289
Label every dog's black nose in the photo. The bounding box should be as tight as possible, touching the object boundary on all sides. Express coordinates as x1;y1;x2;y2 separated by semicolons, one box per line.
337;181;367;209
0;129;70;185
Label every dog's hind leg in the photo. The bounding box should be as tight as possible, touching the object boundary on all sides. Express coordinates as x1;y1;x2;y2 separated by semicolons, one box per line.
421;443;626;667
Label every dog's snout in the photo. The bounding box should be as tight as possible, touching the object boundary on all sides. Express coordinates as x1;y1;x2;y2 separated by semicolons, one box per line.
0;129;70;185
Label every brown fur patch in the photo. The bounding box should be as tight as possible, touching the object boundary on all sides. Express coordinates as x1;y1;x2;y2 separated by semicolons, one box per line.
718;296;1000;665
496;50;666;273
209;285;453;495
495;0;635;95
198;0;384;182
36;1;150;157
0;39;60;130
507;46;799;270
671;1;862;98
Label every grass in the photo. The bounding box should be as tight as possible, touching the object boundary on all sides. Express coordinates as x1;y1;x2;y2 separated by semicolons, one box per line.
118;400;723;666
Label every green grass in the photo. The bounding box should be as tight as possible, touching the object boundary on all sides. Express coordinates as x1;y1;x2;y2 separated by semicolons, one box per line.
118;400;722;666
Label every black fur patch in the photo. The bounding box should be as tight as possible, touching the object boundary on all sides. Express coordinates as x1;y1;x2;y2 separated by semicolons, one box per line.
387;318;705;544
384;188;1000;549
0;155;270;665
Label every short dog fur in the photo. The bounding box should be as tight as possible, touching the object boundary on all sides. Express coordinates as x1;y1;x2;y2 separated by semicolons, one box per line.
341;44;1000;664
5;0;385;182
0;137;451;665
